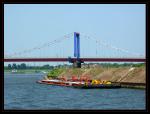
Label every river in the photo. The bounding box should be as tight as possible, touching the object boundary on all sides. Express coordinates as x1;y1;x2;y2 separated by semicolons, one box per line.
4;73;146;110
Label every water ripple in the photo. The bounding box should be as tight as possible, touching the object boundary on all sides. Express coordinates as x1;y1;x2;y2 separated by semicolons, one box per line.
4;74;145;110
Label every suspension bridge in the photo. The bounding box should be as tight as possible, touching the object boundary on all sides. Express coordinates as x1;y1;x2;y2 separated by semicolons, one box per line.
4;32;145;68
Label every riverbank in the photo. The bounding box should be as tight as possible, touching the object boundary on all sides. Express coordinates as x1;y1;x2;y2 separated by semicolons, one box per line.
4;65;146;89
46;66;145;89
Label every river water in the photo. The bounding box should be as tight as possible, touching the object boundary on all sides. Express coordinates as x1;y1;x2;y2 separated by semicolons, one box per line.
4;73;146;110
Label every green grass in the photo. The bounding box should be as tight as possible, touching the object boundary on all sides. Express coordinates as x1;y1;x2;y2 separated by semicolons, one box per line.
47;68;64;78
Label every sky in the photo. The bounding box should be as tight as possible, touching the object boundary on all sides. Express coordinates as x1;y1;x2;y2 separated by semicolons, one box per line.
4;4;145;66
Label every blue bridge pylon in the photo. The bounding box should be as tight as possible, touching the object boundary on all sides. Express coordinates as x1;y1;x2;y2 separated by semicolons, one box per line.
68;32;84;68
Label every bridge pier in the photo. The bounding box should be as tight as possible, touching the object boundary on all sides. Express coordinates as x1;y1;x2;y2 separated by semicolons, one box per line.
68;57;84;68
73;61;81;68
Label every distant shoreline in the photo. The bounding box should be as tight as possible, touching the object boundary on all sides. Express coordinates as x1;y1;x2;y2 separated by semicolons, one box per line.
4;69;50;74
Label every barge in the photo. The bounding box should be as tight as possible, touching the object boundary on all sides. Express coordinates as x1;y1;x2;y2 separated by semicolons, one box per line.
73;84;121;89
37;79;85;87
37;77;121;89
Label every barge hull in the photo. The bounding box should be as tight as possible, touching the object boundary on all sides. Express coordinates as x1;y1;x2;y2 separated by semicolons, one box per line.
73;85;121;89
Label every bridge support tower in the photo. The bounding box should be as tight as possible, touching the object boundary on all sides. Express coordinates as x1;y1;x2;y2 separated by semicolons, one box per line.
68;32;84;68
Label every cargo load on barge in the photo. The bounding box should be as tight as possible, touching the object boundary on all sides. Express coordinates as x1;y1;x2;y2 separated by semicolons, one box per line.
37;76;121;89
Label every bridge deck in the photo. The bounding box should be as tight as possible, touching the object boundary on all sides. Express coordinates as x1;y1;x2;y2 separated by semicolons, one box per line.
4;58;146;62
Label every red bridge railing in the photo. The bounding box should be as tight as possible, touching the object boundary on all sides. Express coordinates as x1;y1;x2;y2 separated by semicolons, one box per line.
4;58;146;62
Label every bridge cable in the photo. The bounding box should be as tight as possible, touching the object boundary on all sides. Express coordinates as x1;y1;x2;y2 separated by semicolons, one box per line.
81;33;145;58
5;33;73;58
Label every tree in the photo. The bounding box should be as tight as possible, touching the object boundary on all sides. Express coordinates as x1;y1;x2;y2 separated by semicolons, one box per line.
113;63;119;68
8;64;11;69
20;63;26;69
12;63;17;69
17;64;21;69
49;66;54;70
42;64;50;69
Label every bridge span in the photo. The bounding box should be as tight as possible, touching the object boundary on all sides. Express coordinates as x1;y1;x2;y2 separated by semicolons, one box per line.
4;32;145;67
4;58;146;62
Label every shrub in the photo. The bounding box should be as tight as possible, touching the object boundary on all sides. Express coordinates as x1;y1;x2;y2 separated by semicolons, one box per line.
47;68;64;78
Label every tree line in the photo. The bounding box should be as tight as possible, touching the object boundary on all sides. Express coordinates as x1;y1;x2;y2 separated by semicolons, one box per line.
4;62;145;70
4;63;54;70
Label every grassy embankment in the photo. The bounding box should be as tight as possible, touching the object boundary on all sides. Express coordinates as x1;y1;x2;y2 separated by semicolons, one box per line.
47;65;145;89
